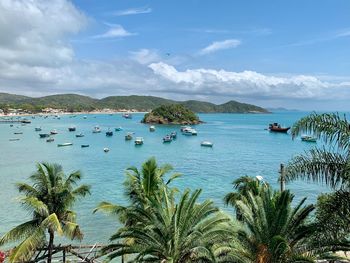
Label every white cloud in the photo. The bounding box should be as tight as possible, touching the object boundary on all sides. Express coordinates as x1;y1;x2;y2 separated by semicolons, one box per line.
149;62;350;100
93;24;136;39
129;49;161;64
199;39;241;55
113;7;152;16
0;0;87;66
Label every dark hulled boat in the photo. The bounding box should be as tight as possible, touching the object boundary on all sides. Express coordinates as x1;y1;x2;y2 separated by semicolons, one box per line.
269;123;290;133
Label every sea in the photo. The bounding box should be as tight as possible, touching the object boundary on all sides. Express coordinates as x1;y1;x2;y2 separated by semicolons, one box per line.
0;111;330;244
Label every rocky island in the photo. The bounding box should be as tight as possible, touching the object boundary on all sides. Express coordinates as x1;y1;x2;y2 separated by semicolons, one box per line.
141;104;202;125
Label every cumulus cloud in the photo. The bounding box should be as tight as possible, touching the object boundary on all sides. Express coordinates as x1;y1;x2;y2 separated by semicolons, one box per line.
113;7;152;16
93;24;136;39
199;39;241;55
0;0;87;67
149;62;350;100
129;49;161;64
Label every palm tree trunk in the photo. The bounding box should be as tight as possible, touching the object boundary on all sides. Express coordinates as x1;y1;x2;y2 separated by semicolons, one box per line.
47;230;54;263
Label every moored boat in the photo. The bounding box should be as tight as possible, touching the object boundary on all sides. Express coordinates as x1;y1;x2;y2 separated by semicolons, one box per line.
170;131;177;139
9;138;20;141
125;133;133;140
68;126;76;132
201;141;213;147
115;127;123;131
123;113;132;119
106;130;113;137
268;123;290;133
103;147;110;152
182;127;197;136
57;142;73;147
149;125;156;132
92;126;101;133
46;137;54;142
14;132;23;135
75;133;84;138
81;144;89;148
301;135;317;142
35;127;42;132
135;137;144;145
39;133;50;138
21;119;31;124
50;129;58;135
163;135;172;143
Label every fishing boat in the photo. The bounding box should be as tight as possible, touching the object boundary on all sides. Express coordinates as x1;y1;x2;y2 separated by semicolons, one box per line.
68;126;76;132
170;131;177;139
122;113;132;119
57;142;73;147
46;137;54;142
268;123;290;133
35;127;42;132
301;135;317;142
115;127;123;131
9;138;20;141
106;130;113;137
134;137;144;145
163;135;172;143
92;126;101;133
39;133;50;138
201;141;213;147
81;144;89;148
103;147;110;152
75;133;84;138
125;133;133;140
149;125;156;132
50;129;58;135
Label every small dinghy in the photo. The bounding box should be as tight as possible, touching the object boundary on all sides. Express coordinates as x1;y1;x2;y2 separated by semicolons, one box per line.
57;142;73;147
50;129;58;135
201;141;213;147
35;127;42;131
39;133;50;138
115;127;123;131
125;132;133;140
106;130;113;137
75;133;84;138
103;147;110;152
92;126;101;133
81;144;89;148
14;132;23;135
68;126;76;132
9;138;20;141
135;137;144;145
46;137;54;142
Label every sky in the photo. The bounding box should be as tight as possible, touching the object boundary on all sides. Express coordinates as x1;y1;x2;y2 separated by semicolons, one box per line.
0;0;350;110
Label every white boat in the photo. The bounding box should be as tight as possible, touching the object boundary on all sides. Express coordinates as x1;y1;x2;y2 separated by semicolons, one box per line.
149;125;156;132
92;126;101;133
50;129;58;135
201;141;213;147
301;135;317;142
182;127;197;136
103;147;110;152
135;137;144;145
57;142;73;147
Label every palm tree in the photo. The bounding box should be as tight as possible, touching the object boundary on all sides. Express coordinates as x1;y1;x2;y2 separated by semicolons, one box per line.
286;113;350;226
0;162;90;262
102;188;233;262
230;185;317;263
224;176;266;220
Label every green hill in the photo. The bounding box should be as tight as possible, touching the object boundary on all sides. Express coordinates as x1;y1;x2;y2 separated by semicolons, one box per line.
0;92;269;113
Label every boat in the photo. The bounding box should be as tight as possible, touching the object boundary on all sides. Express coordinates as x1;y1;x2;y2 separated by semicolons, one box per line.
122;113;132;119
81;144;89;148
182;127;197;136
180;126;190;132
92;126;101;133
115;127;123;131
125;133;133;140
50;129;58;135
21;119;31;124
46;137;54;142
9;138;20;141
14;132;23;135
83;116;87;119
35;127;42;131
68;126;76;132
39;133;50;138
268;123;290;133
75;133;84;137
57;142;73;147
170;131;177;139
201;141;214;147
106;130;113;137
163;135;172;143
149;125;156;132
134;137;144;145
103;147;110;152
301;135;317;142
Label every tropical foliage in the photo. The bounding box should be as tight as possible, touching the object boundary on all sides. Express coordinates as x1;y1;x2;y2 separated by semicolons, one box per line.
0;162;90;262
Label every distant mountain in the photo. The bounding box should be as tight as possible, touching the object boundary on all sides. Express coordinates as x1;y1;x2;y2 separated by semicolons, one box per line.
0;92;269;113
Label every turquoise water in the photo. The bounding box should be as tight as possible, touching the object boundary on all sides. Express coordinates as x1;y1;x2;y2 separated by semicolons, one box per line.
0;112;329;244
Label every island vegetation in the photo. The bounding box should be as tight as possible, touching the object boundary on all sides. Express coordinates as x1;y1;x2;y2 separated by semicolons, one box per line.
141;104;202;124
0;113;349;262
0;92;269;114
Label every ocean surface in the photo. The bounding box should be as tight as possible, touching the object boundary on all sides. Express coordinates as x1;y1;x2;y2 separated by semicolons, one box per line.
0;112;330;244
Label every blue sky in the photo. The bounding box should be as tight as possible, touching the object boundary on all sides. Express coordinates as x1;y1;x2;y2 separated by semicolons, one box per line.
0;0;350;110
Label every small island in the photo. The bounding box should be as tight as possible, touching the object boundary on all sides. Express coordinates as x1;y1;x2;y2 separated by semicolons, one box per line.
141;104;202;125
